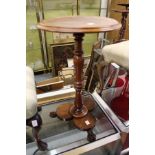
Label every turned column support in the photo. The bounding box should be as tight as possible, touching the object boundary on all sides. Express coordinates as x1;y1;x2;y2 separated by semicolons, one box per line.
118;12;129;41
70;33;88;118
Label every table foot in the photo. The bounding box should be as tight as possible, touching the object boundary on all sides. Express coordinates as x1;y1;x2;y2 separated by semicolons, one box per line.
56;103;73;121
32;127;48;151
73;113;96;130
49;111;57;118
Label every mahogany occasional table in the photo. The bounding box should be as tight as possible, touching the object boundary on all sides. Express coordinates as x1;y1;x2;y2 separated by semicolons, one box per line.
37;16;121;141
118;3;129;10
112;3;129;41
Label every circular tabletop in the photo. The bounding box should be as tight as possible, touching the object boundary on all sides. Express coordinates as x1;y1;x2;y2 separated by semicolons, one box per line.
37;16;121;33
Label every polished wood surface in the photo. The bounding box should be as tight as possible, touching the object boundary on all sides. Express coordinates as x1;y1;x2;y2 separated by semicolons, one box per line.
56;103;73;120
73;113;96;131
37;16;120;134
37;16;121;33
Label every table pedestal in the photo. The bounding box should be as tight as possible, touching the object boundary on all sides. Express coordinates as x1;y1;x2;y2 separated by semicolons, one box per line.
118;11;129;41
115;3;129;41
50;33;96;141
70;33;88;118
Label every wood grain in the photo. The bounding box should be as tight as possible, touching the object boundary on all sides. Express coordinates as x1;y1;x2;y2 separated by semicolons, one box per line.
37;16;121;33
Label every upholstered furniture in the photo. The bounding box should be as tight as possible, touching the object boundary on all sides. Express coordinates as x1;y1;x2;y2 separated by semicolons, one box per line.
26;66;48;151
97;40;129;154
97;40;129;91
103;41;129;69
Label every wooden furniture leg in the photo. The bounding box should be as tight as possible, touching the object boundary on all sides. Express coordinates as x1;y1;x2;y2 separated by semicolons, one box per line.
32;127;48;151
87;129;96;142
26;113;48;151
118;11;129;41
70;33;88;118
50;33;95;122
